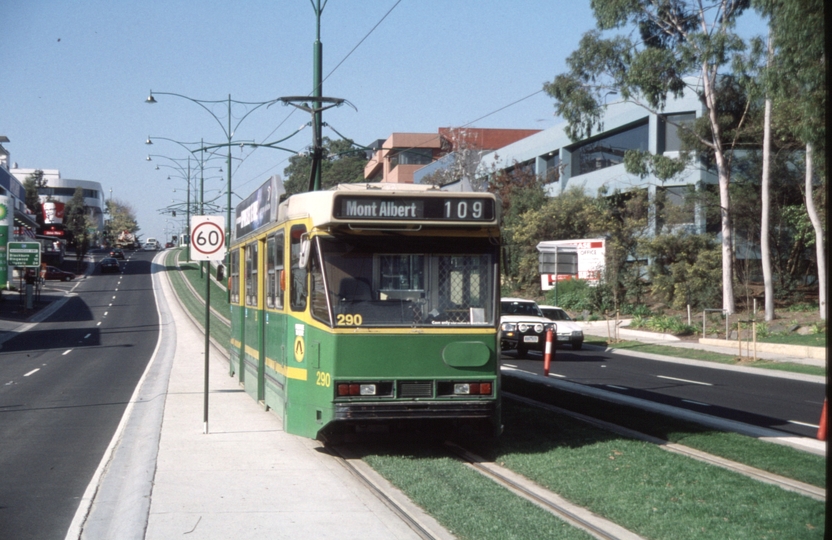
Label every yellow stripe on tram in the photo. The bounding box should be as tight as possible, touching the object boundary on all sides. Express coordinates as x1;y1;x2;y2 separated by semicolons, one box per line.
266;357;307;381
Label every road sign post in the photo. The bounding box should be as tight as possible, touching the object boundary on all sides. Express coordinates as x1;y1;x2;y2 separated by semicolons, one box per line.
190;216;226;434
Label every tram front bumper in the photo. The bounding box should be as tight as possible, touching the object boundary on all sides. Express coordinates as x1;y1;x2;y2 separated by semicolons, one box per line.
334;400;496;421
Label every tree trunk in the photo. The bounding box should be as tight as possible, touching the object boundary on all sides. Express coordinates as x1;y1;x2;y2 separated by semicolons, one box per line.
761;98;774;321
702;66;735;314
804;143;826;319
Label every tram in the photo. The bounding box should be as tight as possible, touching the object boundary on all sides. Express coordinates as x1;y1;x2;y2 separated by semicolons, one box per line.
228;178;502;441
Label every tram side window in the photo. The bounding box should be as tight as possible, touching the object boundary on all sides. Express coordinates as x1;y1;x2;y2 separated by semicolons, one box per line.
290;225;307;312
245;243;258;306
309;243;329;323
266;233;284;309
230;249;240;304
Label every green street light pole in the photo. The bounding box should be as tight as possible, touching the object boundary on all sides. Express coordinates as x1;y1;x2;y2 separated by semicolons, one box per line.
146;151;194;260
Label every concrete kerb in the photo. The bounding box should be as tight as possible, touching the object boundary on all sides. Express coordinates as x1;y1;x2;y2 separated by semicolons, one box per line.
503;366;826;457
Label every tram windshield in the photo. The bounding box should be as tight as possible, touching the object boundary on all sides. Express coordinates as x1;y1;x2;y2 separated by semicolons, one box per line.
311;235;497;328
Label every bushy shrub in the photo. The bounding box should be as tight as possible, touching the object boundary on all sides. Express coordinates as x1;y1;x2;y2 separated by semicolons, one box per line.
544;278;592;310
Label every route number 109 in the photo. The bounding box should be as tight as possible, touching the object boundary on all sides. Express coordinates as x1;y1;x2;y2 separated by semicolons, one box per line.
444;200;484;220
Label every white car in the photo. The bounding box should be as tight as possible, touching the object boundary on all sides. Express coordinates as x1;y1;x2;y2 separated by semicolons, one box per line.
499;298;555;358
538;305;584;350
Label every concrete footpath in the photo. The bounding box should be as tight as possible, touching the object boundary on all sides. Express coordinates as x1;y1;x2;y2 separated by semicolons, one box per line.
66;255;429;540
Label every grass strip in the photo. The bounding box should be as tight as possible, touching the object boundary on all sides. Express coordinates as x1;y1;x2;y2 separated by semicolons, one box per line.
362;444;593;540
473;401;825;540
590;339;826;377
501;376;826;488
759;333;826;347
163;250;230;348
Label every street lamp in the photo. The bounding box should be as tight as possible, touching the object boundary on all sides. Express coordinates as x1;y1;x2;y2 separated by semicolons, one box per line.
145;91;282;260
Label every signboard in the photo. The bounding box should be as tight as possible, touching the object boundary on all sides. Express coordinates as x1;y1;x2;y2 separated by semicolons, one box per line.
190;216;226;261
537;238;605;290
234;176;279;239
333;195;495;222
8;242;41;268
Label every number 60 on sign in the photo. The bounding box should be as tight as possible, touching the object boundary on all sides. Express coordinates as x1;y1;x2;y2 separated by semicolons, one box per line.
190;216;227;261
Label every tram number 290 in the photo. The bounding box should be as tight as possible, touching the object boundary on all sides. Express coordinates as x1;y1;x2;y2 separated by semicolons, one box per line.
336;313;363;326
316;371;331;387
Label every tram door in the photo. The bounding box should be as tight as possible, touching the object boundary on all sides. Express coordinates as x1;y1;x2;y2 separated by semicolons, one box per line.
242;241;264;401
263;231;288;416
228;248;243;378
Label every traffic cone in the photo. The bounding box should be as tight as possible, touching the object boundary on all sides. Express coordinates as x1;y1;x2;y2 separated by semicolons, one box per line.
817;399;827;441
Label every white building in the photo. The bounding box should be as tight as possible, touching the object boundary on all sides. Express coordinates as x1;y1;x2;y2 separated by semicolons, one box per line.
480;86;713;236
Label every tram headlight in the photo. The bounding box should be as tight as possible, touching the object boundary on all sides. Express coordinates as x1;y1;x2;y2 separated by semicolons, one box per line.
359;384;376;396
337;382;380;396
453;382;492;395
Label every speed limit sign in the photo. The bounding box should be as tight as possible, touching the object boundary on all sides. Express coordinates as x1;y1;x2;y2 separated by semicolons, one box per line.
190;216;227;261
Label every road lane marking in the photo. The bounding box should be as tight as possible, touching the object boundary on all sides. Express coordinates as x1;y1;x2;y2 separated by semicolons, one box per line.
548;373;566;378
606;384;628;390
657;375;713;386
24;369;40;377
788;420;820;429
97;322;102;326
682;399;710;406
84;334;91;339
104;312;108;316
63;350;72;355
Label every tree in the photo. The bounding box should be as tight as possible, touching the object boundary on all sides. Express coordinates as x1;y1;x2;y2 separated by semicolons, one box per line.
64;187;93;269
755;0;826;319
283;137;368;196
545;0;754;314
104;199;140;243
22;169;48;227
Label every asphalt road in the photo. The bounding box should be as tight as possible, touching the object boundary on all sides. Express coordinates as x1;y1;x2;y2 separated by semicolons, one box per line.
502;345;826;439
0;250;160;540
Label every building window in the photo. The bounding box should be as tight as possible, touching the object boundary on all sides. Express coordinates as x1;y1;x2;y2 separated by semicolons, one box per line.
663;112;696;153
571;121;649;177
389;149;432;169
544;152;560;182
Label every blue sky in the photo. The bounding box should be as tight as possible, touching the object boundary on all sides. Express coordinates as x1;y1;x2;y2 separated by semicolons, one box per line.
1;1;766;242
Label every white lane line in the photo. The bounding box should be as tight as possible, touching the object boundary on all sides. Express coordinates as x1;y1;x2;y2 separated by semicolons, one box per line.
97;322;102;326
63;350;72;355
503;363;517;368
112;296;116;300
24;369;40;377
606;384;628;390
657;375;713;386
84;334;91;339
682;399;711;406
788;420;820;429
104;312;108;316
548;373;566;378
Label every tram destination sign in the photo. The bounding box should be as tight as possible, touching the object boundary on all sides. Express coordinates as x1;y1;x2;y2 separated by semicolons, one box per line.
334;195;495;222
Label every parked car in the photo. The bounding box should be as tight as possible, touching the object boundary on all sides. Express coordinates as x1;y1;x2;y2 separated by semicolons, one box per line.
499;298;555;358
42;266;76;281
538;305;584;350
109;247;125;259
99;257;121;274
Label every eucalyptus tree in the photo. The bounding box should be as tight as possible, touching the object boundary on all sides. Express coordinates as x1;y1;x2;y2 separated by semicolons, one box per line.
545;0;755;314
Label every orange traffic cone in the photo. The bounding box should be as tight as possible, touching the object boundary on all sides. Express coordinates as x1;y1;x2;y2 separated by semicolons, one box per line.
817;399;827;441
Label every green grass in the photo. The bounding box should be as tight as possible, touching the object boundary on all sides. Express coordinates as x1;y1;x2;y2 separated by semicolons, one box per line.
502;377;826;488
759;333;827;347
587;338;826;377
363;445;592;540
163;249;231;347
483;402;824;539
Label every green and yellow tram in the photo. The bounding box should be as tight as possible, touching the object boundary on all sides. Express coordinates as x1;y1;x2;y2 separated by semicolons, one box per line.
228;179;501;441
